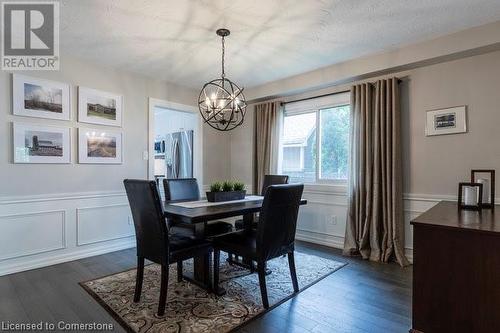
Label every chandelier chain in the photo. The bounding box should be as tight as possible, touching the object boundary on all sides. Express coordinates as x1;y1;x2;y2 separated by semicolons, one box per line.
221;36;225;79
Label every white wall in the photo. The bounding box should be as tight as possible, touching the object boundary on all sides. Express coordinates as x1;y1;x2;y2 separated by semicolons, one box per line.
246;20;500;101
229;49;500;263
0;56;199;275
229;107;254;187
3;21;499;274
154;107;198;137
0;57;198;196
202;124;232;184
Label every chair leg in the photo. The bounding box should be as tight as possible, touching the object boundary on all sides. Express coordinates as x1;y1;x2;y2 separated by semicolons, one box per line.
288;252;299;293
257;262;269;308
177;261;183;282
133;256;144;303
250;261;257;273
157;264;169;316
213;249;220;293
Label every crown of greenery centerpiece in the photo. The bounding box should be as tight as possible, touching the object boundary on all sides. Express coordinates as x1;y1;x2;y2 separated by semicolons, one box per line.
209;180;245;192
207;180;246;202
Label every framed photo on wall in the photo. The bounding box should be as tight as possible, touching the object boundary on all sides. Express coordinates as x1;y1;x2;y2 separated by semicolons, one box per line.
13;123;71;164
12;74;71;121
78;128;123;164
78;87;123;127
425;106;467;136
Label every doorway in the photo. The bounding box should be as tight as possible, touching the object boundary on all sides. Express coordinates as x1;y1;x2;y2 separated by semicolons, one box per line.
148;98;203;194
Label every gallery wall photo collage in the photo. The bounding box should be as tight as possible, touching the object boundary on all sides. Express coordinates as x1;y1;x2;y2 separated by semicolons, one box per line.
11;74;124;165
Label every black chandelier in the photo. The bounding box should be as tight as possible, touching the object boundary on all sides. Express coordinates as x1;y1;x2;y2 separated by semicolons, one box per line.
198;28;246;131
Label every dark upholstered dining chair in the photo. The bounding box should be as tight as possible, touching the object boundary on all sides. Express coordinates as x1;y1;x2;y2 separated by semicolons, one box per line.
163;178;233;236
163;178;200;202
123;179;212;316
260;175;290;195
234;174;289;230
212;183;304;308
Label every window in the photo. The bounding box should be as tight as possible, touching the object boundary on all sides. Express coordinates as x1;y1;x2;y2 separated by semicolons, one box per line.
279;93;350;184
281;112;316;183
319;105;350;180
282;146;303;171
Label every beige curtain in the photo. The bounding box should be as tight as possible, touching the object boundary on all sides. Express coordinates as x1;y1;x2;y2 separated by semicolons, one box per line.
343;78;409;267
253;101;282;195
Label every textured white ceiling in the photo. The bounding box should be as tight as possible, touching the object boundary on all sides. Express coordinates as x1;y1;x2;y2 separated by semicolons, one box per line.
60;0;500;89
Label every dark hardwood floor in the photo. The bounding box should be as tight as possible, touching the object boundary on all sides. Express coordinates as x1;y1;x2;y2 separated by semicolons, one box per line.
0;241;412;333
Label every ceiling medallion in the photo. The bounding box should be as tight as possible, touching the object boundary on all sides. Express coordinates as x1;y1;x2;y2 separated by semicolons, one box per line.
198;28;247;131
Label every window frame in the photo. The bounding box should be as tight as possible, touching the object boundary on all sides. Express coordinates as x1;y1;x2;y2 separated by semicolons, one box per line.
280;92;350;185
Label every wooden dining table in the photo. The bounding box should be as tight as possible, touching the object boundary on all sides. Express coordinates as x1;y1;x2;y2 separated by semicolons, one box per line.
163;196;307;294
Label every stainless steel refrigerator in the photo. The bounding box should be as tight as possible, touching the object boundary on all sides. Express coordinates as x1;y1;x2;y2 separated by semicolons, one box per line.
165;130;193;179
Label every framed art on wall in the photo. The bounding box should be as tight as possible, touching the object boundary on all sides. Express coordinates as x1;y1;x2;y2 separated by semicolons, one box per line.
78;128;123;164
78;87;123;127
12;74;71;121
13;123;71;164
425;106;467;136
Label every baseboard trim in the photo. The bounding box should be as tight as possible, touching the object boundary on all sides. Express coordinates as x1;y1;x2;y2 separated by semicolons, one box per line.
296;230;344;250
0;238;135;277
296;230;414;263
405;247;414;263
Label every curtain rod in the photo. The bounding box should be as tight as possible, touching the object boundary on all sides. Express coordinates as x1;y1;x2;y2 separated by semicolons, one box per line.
281;78;402;105
281;90;349;105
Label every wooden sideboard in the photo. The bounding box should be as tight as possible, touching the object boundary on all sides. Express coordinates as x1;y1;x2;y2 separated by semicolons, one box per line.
410;201;500;333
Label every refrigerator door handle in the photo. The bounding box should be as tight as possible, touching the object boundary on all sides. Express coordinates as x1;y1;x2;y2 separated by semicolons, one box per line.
174;139;181;179
172;139;176;178
170;138;176;178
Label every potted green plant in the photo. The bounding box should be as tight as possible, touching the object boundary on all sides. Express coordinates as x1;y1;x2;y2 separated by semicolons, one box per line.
206;180;246;202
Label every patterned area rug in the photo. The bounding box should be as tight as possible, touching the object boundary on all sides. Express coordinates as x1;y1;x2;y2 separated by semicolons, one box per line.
80;252;346;333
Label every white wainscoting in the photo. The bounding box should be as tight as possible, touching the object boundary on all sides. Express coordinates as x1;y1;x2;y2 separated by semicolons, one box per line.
0;191;135;276
228;184;457;263
77;204;134;246
207;183;452;262
295;186;459;263
0;185;460;276
0;210;66;261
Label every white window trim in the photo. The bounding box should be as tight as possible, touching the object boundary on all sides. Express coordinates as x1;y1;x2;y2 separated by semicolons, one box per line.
296;147;304;172
284;93;350;115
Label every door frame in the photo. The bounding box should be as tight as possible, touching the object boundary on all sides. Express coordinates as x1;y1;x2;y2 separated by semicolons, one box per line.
148;98;203;187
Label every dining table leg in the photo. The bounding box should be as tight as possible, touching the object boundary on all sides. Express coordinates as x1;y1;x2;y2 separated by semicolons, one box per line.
183;222;213;292
241;213;256;270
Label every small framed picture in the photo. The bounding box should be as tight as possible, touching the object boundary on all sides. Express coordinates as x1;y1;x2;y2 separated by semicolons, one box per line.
78;87;123;127
458;182;483;210
425;106;467;136
471;169;495;208
78;128;123;164
13;123;71;164
13;74;71;121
